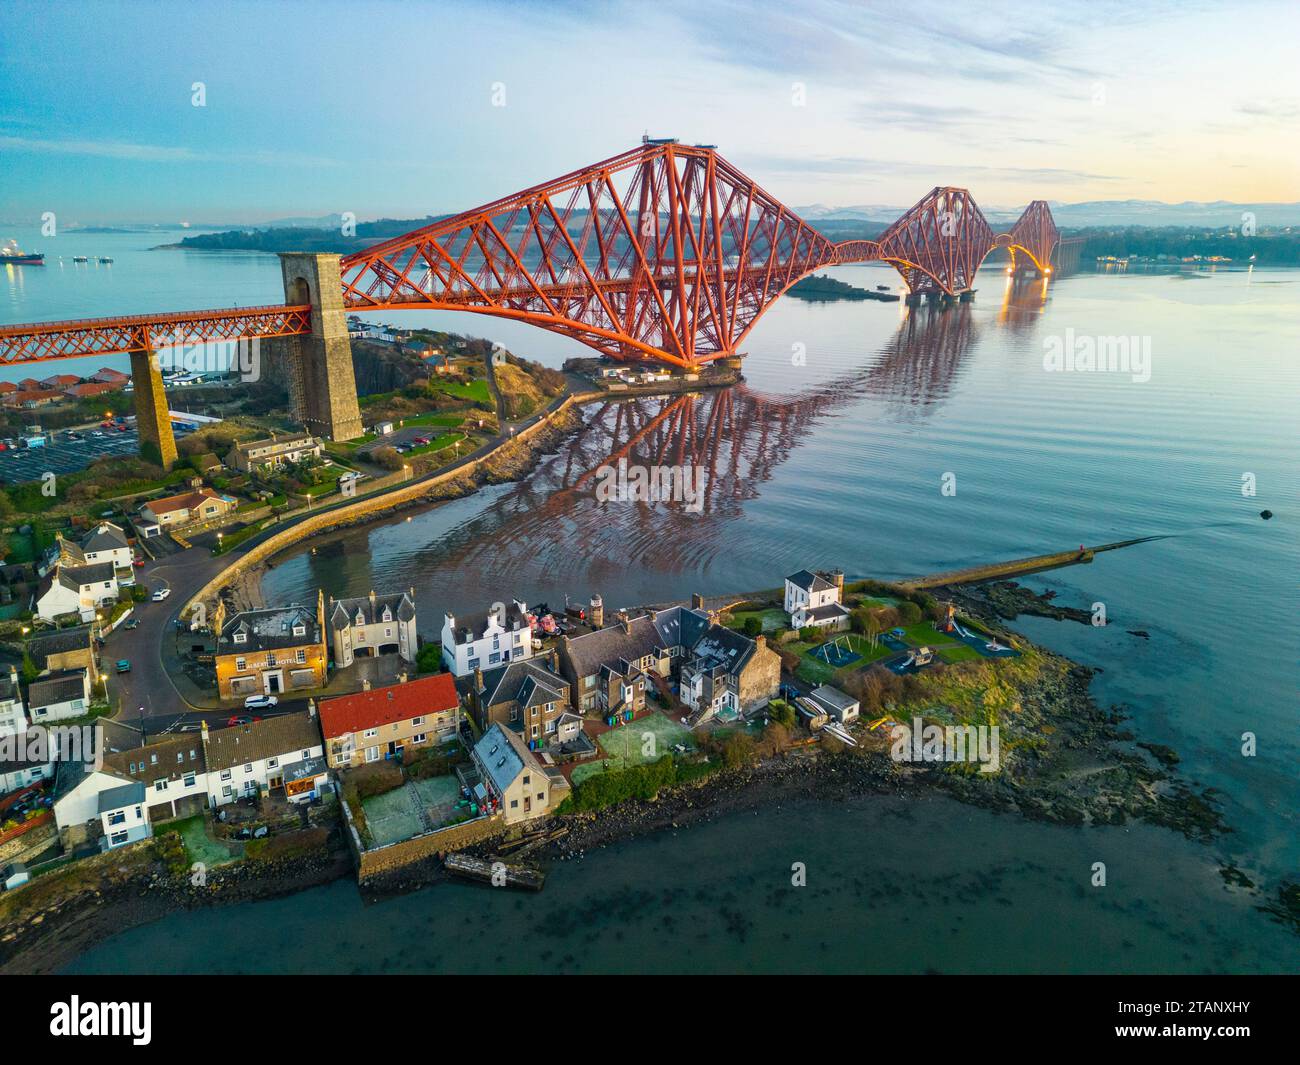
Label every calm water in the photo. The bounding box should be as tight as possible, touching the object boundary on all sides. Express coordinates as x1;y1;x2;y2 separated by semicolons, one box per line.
4;236;1296;972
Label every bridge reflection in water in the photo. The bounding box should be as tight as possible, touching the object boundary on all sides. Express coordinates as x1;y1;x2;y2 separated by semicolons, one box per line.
294;298;1010;607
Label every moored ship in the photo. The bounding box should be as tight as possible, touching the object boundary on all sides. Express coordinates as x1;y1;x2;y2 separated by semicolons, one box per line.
0;239;44;266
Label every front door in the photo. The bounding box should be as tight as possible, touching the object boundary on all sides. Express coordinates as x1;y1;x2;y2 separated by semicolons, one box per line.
265;672;282;694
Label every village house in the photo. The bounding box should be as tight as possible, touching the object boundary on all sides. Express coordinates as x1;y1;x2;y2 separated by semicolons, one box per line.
40;373;82;390
471;723;570;825
139;486;237;527
225;432;322;473
101;734;208;823
92;367;131;386
557;609;673;714
2;390;59;409
784;568;851;632
60;522;133;571
63;381;123;400
212;598;328;699
53;764;152;851
0;667;27;737
441;599;534;676
0;738;53;795
679;625;781;724
319;673;459;769
461;654;571;747
327;589;417;668
33;561;119;623
25;627;96;677
25;669;92;724
201;711;328;807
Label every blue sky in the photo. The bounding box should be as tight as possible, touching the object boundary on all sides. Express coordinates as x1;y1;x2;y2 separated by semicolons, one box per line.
2;0;1297;224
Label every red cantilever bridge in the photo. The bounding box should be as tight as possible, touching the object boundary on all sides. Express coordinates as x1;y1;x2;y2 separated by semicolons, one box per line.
0;140;1066;452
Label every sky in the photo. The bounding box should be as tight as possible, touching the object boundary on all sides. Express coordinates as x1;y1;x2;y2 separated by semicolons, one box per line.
1;0;1297;225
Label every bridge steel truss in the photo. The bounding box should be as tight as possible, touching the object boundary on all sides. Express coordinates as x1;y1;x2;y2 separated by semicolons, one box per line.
0;143;1062;373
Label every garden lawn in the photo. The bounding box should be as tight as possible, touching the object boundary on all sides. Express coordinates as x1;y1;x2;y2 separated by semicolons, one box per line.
168;814;240;868
727;608;788;634
572;711;692;785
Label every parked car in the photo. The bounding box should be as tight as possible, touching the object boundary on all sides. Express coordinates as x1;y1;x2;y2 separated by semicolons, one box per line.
133;558;145;568
227;715;252;727
243;694;278;710
151;587;171;601
115;659;131;673
90;430;105;438
124;618;140;630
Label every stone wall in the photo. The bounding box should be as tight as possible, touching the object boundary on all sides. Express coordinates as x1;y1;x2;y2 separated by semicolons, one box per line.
185;393;585;616
354;814;505;881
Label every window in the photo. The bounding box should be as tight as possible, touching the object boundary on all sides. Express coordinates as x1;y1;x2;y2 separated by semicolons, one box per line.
412;716;424;726
468;658;480;670
365;746;380;763
545;720;557;734
233;632;247;644
267;757;278;769
267;653;278;667
531;724;539;738
222;785;233;797
176;752;184;763
183;773;196;787
523;774;530;786
509;707;518;722
293;623;306;637
296;649;306;665
236;658;247;671
108;811;125;826
220;769;232;781
510;799;518;809
110;830;129;846
489;652;501;665
363;728;377;739
150;754;158;764
413;733;426;744
244;763;253;774
384;627;393;637
154;780;167;792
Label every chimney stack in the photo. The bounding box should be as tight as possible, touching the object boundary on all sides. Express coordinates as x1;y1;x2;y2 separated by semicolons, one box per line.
831;569;845;597
589;594;604;629
754;634;766;651
474;666;484;692
548;649;559;673
200;719;209;741
619;613;631;635
308;699;316;718
399;671;408;684
362;678;371;691
691;593;705;610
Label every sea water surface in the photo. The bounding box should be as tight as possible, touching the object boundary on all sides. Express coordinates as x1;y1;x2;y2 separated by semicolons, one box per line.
3;232;1296;972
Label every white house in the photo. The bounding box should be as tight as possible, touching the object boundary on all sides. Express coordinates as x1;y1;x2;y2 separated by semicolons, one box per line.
441;599;534;677
102;734;208;823
53;767;152;850
61;522;133;570
327;589;418;668
784;568;851;632
97;781;151;849
34;562;119;623
25;669;92;724
0;667;27;737
201;711;327;808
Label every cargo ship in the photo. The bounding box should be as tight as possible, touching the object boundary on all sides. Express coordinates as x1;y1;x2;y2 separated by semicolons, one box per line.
0;239;44;266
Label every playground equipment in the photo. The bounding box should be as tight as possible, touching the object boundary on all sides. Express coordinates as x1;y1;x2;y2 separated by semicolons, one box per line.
812;634;858;667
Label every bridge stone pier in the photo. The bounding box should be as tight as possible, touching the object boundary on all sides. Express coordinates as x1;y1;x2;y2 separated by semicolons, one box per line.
271;253;363;442
129;348;178;468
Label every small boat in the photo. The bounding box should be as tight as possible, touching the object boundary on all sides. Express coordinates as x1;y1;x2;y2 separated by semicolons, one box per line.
99;257;114;264
444;853;545;891
73;255;89;263
875;284;890;291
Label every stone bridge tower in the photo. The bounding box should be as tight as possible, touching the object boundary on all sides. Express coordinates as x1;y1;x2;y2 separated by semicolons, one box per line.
269;253;363;441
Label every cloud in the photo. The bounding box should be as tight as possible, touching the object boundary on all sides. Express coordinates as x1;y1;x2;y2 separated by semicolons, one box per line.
0;133;343;168
744;151;1121;186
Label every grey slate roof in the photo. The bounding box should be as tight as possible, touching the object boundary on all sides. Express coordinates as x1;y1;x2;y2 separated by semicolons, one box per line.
446;601;529;645
98;780;145;814
687;624;757;677
27;669;87;709
786;569;835;594
57;562;115;592
652;605;711;653
103;734;205;785
203;710;323;772
562;613;665;679
803;602;851;622
68;522;130;560
474;724;525;796
219;605;320;654
25;626;93;670
477;659;567;708
809;685;859;713
329;591;416;631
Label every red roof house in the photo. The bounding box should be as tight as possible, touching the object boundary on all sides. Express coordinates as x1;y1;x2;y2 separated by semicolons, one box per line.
318;673;460;767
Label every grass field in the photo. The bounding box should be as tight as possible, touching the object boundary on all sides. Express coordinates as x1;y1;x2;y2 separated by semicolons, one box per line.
363;776;462;847
571;711;692;785
168;814;240;868
725;608;788;633
431;378;492;405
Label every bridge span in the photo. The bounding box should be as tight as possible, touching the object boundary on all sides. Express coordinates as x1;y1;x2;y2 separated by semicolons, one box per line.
0;139;1078;462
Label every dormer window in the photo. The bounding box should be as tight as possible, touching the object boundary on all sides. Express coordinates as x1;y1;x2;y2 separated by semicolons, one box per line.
293;623;306;637
382;608;392;622
233;631;247;645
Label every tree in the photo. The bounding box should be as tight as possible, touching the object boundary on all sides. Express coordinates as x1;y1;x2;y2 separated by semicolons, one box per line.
742;616;763;638
897;600;922;625
372;446;405;471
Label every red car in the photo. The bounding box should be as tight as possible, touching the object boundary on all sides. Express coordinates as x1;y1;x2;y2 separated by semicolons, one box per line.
133;559;145;568
225;715;262;727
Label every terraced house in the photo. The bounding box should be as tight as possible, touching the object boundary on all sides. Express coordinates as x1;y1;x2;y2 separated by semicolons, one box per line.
461;653;571;745
327;589;418;668
319;673;459;769
225;432;322;473
212;597;328;699
201;711;329;807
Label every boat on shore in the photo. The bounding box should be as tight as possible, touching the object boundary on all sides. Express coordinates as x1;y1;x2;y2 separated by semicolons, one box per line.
444;853;546;891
